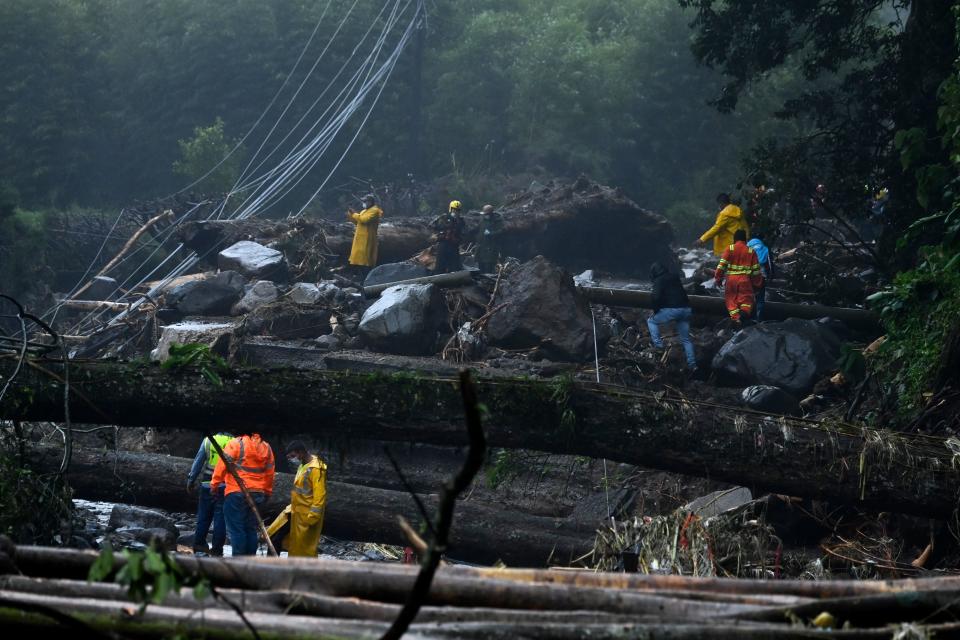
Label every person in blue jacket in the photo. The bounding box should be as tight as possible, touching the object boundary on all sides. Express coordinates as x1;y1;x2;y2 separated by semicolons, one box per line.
746;235;774;322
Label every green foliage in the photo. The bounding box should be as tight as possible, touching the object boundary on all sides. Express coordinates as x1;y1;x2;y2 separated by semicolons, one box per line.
680;0;957;255
0;449;72;545
88;542;211;608
161;343;229;388
869;247;960;416
172;117;244;194
837;344;867;384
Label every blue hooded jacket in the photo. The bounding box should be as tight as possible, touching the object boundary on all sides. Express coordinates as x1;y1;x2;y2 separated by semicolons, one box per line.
747;238;773;279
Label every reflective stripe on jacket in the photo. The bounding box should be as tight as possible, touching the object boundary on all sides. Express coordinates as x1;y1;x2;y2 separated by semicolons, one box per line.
715;242;764;289
210;434;275;497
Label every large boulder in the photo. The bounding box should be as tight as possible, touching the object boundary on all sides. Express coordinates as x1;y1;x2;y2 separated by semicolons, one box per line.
108;505;179;541
288;283;323;305
151;319;238;361
364;262;430;288
166;271;246;316
358;283;446;355
218;240;287;280
232;280;280;315
711;318;843;395
486;256;593;362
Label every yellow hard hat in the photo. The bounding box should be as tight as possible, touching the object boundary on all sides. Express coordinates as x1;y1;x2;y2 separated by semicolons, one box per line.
449;200;462;212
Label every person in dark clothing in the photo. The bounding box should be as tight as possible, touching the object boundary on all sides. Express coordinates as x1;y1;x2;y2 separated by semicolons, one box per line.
475;204;504;273
646;262;697;370
431;200;465;273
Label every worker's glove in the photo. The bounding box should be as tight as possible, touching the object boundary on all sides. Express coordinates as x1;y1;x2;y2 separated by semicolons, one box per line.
186;479;196;495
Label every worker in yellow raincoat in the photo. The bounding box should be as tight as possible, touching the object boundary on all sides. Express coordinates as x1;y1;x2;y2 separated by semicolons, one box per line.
347;193;383;271
267;441;327;557
699;193;750;256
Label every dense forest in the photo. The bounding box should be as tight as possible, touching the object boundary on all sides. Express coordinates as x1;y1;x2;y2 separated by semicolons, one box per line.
0;0;795;218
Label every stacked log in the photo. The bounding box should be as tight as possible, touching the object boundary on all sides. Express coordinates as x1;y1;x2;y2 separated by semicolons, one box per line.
3;545;960;638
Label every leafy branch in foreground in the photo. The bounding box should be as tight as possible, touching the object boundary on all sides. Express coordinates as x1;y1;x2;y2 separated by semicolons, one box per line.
87;542;211;609
160;343;229;388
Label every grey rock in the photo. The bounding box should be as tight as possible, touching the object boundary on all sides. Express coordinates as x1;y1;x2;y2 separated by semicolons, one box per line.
358;283;447;355
741;385;802;416
315;334;343;351
363;262;430;288
151;319;237;361
683;487;753;519
232;280;279;315
218;241;287;280
166;271;246;316
486;256;594;362
108;505;179;541
711;318;843;395
573;270;597;286
288;282;322;305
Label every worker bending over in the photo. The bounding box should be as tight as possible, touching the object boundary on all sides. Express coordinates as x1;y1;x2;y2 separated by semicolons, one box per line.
714;229;764;326
699;193;750;256
646;262;697;371
210;431;275;556
267;441;328;557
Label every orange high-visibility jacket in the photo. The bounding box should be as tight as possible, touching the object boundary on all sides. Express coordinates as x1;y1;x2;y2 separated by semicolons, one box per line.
715;242;764;288
210;434;276;497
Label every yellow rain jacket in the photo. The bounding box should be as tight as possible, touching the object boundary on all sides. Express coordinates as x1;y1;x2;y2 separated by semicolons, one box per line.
286;455;327;557
700;204;750;256
348;206;383;267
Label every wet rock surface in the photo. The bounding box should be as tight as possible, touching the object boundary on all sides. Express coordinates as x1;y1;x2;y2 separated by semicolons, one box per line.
711;318;844;394
364;262;430;288
486;256;594;362
358;283;447;355
740;385;802;415
218;240;287;280
166;271;246;316
232;280;280;315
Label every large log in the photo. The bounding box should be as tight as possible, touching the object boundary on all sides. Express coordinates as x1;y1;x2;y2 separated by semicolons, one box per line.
4;360;958;518
580;286;881;332
36;446;591;567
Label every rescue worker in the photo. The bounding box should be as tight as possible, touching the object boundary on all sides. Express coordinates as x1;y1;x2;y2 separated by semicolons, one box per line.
431;200;465;273
185;432;233;556
646;262;697;371
475;204;504;273
266;441;327;557
699;193;750;256
714;229;764;325
346;194;383;276
746;234;774;322
210;431;275;556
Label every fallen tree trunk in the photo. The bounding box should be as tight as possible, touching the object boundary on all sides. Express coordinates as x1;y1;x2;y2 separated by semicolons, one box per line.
6;360;958;518
580;286;881;332
363;270;474;297
35;445;591;566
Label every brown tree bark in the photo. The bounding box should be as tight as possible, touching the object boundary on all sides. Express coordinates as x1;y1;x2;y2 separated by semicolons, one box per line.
5;359;958;519
33;445;592;567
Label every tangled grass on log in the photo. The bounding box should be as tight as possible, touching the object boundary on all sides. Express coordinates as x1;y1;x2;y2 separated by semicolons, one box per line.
592;505;780;578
